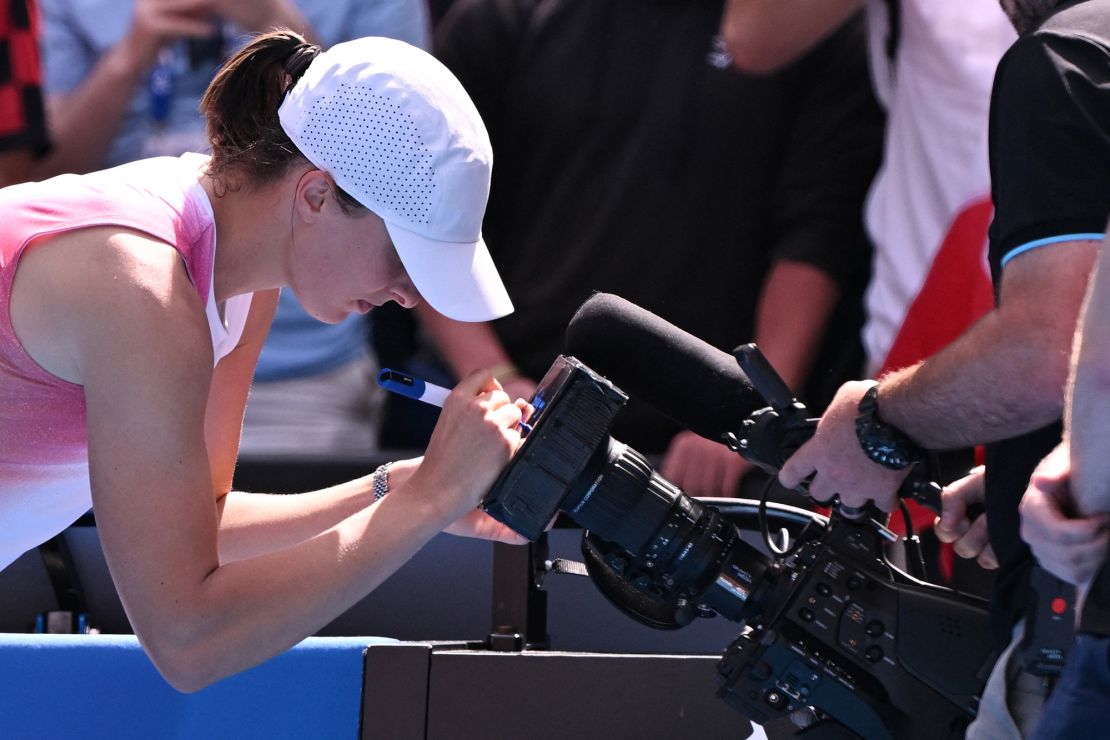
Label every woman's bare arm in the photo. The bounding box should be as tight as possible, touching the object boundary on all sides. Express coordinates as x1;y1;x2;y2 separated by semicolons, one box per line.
25;228;521;691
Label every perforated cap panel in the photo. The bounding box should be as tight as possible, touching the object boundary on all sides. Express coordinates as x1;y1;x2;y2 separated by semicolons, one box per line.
298;83;435;225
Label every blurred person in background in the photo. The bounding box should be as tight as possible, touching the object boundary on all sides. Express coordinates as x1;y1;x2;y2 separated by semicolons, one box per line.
0;0;48;186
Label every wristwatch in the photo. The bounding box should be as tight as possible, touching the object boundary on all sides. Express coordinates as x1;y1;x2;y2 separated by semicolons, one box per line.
855;385;921;470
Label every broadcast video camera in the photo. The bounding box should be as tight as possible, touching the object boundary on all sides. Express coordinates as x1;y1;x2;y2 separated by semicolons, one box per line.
480;296;995;740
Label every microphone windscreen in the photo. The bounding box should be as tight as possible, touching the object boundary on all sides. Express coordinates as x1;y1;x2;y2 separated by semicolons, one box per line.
564;293;765;443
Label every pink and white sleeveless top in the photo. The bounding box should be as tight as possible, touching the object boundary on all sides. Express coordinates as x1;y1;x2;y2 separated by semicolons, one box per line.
0;154;252;570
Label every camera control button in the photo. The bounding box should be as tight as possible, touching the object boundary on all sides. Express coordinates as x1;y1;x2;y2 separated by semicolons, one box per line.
866;620;885;637
864;645;884;663
765;690;788;710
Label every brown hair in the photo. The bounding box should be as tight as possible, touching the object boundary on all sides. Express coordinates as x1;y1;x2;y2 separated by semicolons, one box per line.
199;29;363;213
200;30;305;189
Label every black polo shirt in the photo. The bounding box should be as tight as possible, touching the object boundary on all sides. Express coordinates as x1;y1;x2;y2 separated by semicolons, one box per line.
985;0;1110;648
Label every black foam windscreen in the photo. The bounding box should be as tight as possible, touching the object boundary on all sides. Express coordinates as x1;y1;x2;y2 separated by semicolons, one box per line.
564;293;765;443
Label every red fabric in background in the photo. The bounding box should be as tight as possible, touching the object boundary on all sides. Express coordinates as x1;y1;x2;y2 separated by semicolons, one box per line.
877;198;995;578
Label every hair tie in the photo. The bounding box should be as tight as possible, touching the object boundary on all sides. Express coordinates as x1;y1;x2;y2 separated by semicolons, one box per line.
284;42;321;88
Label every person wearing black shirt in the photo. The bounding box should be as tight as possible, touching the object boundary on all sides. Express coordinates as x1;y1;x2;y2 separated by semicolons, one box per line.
777;0;1110;736
405;0;883;499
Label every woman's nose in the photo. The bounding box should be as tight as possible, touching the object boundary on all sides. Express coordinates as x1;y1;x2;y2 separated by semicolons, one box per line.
391;283;421;309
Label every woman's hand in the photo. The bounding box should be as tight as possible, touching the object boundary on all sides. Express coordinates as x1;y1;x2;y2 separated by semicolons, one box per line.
399;370;524;526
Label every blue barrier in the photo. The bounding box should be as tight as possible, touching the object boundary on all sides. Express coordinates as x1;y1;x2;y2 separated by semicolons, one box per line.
0;633;393;739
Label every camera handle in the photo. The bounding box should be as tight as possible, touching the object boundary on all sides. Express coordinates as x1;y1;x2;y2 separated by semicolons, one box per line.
726;345;816;469
730;344;958;521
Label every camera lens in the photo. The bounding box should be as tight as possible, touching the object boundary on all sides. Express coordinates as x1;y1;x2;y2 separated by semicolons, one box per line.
566;439;681;554
565;439;771;613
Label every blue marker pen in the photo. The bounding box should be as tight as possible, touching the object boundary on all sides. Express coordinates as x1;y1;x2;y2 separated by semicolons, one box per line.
377;368;532;435
378;368;451;407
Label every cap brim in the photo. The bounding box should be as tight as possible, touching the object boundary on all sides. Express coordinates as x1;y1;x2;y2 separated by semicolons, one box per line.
384;221;514;322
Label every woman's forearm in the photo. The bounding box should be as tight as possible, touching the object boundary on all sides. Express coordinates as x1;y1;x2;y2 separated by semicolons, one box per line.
216;458;422;562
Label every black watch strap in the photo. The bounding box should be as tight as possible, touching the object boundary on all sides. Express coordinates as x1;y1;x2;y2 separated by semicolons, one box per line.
855;385;921;470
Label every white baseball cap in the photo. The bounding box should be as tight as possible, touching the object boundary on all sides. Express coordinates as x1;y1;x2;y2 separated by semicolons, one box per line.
277;36;513;322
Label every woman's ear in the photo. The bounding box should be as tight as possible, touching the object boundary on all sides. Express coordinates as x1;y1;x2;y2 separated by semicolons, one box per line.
292;168;330;223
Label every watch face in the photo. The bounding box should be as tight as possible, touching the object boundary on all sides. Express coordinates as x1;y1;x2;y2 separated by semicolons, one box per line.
856;412;916;470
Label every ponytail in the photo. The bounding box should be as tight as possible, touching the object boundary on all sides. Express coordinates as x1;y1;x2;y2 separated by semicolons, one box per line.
200;29;320;191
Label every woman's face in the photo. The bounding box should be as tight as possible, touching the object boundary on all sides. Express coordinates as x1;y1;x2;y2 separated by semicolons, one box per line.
287;176;421;324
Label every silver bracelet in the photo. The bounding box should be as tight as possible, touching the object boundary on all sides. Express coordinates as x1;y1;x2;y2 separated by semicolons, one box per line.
372;462;393;501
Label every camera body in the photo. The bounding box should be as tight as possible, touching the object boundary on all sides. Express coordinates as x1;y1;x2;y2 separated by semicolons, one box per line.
482;353;993;739
715;512;988;739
